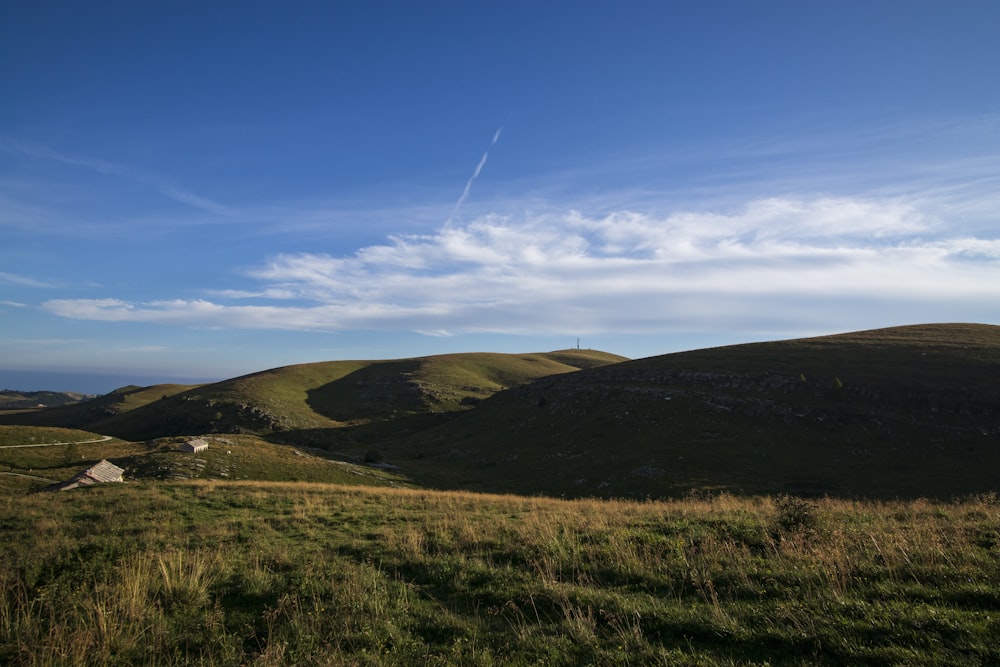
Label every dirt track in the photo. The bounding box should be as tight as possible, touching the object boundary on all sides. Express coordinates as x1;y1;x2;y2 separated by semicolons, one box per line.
0;435;112;449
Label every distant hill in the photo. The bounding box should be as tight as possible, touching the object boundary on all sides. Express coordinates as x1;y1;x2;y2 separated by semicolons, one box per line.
6;325;999;499
0;384;200;434
0;389;94;410
0;350;627;442
388;324;1000;499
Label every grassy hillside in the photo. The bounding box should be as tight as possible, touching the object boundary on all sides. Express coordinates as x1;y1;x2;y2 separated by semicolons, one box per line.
2;482;999;665
0;350;626;442
391;324;1000;499
0;389;93;410
0;426;404;494
0;384;198;432
0;425;108;448
4;325;998;500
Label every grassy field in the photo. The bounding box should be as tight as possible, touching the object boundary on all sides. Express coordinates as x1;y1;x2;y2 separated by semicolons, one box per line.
0;426;406;494
2;482;999;665
0;425;110;448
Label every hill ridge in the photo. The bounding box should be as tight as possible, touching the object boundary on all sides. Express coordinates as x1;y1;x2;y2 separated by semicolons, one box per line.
0;349;627;441
389;323;1000;499
3;324;998;499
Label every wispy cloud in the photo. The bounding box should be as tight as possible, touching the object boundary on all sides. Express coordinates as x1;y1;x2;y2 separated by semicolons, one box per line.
1;336;85;345
42;195;1000;338
2;140;236;217
0;271;54;288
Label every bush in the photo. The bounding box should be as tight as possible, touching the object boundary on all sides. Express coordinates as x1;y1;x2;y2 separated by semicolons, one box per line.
773;494;818;535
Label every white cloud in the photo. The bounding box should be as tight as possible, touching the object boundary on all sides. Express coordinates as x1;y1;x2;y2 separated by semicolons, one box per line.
41;196;1000;337
0;271;54;288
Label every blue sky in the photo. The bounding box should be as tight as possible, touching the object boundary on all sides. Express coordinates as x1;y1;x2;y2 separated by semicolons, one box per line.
3;1;999;392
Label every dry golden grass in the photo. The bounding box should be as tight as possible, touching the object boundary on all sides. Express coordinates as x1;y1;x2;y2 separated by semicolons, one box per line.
2;483;1000;665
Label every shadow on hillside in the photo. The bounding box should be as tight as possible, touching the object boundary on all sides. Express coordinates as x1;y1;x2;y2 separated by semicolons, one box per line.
263;411;456;457
305;360;427;422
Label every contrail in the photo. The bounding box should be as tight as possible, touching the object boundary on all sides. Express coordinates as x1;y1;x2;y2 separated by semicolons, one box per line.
449;127;503;224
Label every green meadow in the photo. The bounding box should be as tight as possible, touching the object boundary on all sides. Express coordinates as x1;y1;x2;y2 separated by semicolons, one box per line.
2;326;1000;664
3;482;999;666
0;426;405;494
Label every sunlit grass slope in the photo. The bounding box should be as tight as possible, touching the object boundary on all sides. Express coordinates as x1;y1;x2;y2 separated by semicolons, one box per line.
2;482;999;665
0;350;626;441
0;426;404;493
394;324;1000;499
0;425;125;493
0;425;108;448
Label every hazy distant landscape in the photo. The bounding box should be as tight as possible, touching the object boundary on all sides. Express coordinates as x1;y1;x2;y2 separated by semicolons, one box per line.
0;369;222;396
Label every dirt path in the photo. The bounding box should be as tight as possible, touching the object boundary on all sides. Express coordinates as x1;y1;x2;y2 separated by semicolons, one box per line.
0;435;113;449
0;471;56;482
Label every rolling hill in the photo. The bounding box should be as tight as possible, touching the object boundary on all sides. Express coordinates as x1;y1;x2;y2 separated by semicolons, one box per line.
387;324;1000;499
4;324;998;499
0;349;626;442
0;384;201;433
0;389;94;410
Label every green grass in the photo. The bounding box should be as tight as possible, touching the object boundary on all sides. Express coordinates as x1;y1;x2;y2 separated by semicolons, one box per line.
385;324;1000;499
0;384;198;432
0;390;92;410
2;483;999;665
0;425;108;448
0;426;131;485
117;435;409;487
208;349;628;429
0;350;626;442
0;426;406;491
3;325;998;500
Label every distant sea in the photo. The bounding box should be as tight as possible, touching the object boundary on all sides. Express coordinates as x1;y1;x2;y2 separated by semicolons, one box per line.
0;369;223;395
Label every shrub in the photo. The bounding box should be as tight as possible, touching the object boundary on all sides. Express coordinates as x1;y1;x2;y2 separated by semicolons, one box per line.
773;494;818;535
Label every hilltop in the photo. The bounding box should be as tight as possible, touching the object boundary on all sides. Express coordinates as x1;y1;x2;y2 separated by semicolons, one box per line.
390;324;1000;499
0;349;626;442
3;324;999;499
